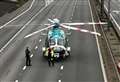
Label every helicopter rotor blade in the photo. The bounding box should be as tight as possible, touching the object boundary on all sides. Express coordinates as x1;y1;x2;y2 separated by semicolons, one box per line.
62;22;107;26
60;24;101;36
24;25;53;38
48;18;55;24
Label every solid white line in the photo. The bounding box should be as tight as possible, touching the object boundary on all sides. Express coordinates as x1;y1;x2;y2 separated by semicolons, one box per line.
60;65;64;70
88;0;107;82
0;0;35;29
23;66;27;70
30;54;33;58
0;2;52;52
15;80;18;82
58;80;61;82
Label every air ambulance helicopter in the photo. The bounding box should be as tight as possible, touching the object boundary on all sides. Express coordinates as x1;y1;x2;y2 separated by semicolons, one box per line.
24;18;106;60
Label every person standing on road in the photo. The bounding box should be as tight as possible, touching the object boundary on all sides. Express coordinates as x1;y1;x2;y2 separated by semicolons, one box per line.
25;47;31;66
48;48;55;67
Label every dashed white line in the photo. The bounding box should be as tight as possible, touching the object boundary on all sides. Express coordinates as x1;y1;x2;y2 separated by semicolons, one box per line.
15;80;18;82
23;66;27;70
30;54;33;58
35;46;38;49
58;80;61;82
39;39;41;42
60;65;64;70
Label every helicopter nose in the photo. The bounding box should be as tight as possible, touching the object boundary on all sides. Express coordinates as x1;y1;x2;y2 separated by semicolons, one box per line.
54;47;63;52
53;18;60;24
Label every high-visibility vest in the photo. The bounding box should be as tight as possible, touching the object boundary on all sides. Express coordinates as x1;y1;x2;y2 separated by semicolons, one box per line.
50;49;54;61
46;48;54;57
44;48;48;56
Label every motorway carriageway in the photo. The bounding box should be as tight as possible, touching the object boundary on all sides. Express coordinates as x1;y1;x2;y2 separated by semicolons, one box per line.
0;0;105;82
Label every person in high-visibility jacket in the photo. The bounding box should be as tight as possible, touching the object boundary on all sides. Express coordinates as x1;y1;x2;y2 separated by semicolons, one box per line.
47;47;54;66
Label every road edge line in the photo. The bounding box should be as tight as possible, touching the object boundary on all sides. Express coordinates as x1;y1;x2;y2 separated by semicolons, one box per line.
88;0;108;82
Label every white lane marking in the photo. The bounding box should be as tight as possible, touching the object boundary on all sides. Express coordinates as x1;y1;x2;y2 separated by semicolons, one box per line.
88;0;107;82
30;54;33;58
15;80;18;82
60;65;64;70
35;46;38;49
0;3;52;53
71;0;77;20
39;39;41;42
0;0;35;29
23;66;27;70
58;80;61;82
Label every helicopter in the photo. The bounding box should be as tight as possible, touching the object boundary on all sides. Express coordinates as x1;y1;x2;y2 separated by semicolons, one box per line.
24;18;107;59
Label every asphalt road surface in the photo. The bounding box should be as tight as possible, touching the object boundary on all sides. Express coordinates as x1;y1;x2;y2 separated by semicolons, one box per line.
0;0;44;50
0;0;104;82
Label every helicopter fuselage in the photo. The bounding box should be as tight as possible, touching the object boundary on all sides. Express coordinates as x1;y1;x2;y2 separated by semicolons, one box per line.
42;27;70;59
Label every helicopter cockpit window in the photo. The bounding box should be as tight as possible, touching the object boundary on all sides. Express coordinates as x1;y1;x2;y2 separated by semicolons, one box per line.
49;39;55;45
58;39;64;45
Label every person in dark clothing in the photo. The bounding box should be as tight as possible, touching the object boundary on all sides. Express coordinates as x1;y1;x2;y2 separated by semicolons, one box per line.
48;48;54;67
59;49;65;60
25;47;31;66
